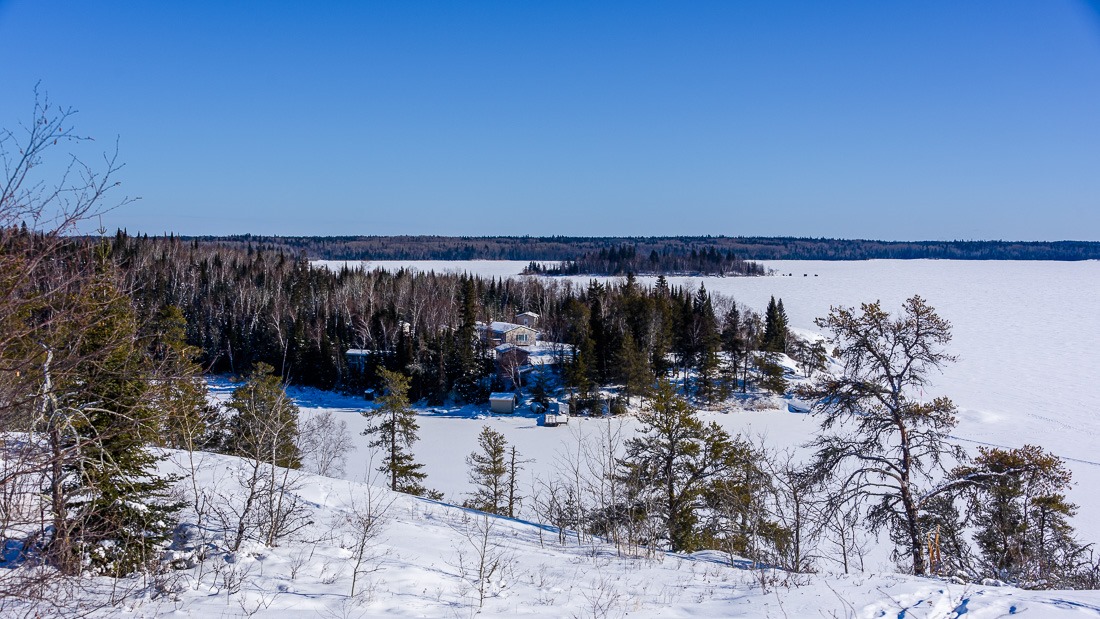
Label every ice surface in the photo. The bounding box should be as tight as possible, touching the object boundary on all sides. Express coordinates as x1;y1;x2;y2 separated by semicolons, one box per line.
314;258;1100;544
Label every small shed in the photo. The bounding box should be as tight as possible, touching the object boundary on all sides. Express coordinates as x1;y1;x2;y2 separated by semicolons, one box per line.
489;392;519;414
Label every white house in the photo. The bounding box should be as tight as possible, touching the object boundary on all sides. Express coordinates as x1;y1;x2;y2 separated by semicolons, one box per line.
479;321;538;347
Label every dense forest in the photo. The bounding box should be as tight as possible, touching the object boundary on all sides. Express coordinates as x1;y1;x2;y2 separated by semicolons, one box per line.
105;231;794;409
522;243;767;276
179;233;1100;263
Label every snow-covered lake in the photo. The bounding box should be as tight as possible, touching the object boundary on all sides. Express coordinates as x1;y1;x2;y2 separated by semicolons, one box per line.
311;258;1100;552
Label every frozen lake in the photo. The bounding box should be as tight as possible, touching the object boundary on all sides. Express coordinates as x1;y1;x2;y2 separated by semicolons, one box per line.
311;258;1100;549
317;258;1100;457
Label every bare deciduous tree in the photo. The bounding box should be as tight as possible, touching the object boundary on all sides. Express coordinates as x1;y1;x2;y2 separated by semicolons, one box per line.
299;410;354;478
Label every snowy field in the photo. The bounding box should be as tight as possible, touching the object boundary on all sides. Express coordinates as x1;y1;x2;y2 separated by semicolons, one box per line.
92;450;1100;618
312;259;1100;547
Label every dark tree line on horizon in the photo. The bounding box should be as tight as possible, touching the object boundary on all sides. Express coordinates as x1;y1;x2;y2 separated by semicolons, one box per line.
160;233;1100;265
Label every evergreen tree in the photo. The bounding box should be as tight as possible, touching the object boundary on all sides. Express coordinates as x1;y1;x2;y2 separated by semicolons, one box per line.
799;296;961;576
452;278;487;403
763;296;789;352
691;286;721;403
54;272;181;576
465;425;508;514
227;362;302;469
618;331;653;399
364;368;439;497
529;369;552;412
144;304;213;450
562;298;595;409
755;351;789;395
620;380;743;552
720;304;744;395
955;445;1081;585
649;281;675;379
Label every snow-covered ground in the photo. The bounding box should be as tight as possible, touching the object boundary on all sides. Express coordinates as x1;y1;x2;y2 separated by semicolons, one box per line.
22;256;1088;616
37;449;1100;618
312;258;1100;547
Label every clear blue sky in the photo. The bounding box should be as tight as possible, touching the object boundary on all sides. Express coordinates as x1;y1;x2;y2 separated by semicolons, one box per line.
2;1;1099;240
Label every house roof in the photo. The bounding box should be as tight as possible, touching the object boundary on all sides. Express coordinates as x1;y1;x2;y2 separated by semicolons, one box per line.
495;343;530;354
489;321;533;334
517;311;540;318
489;392;517;401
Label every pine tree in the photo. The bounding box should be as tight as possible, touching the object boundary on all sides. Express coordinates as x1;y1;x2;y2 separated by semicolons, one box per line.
465;425;508;514
955;445;1081;585
227;362;302;469
364;368;438;497
799;296;961;576
619;379;742;552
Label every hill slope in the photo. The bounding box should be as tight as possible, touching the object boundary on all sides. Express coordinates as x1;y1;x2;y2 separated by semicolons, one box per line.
14;450;1097;618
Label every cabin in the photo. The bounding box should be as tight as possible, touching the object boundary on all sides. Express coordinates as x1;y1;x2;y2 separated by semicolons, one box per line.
541;401;570;427
489;392;519;414
479;321;538;347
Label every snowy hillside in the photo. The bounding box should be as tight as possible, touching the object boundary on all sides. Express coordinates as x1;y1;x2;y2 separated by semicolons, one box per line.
22;449;1099;618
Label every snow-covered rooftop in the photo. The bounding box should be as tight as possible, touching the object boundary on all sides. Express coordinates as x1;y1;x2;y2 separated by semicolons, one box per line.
488;321;532;333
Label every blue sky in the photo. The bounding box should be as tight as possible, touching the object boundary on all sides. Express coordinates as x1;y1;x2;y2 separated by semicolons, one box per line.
2;1;1099;240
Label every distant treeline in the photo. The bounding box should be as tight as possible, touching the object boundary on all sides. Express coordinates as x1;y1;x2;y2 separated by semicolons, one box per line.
85;231;798;407
176;234;1100;263
523;244;767;276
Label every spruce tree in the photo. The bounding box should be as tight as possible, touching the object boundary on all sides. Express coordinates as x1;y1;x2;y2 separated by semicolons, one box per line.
720;304;744;395
763;296;789;352
692;286;721;403
145;304;213;450
619;332;653;399
227;362;302;469
529;369;552;412
465;425;509;514
55;273;181;576
452;278;486;403
364;368;438;497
